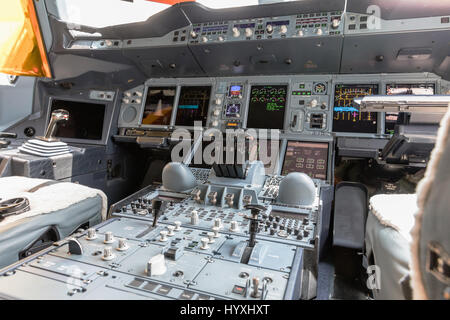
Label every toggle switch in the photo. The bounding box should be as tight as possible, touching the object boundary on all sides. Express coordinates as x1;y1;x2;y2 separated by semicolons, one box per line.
191;210;199;225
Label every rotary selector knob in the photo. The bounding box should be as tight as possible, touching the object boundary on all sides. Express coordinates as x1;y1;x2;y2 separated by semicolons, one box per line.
316;28;323;36
280;25;288;34
102;247;115;261
213;108;221;117
218;36;224;42
232;27;240;38
159;230;168;242
332;18;341;29
135;98;142;104
104;232;114;244
266;24;273;34
125;92;132;97
212;120;219;127
201;36;208;43
174;221;182;231
207;232;215;243
86;228;97;240
200;238;210;250
122;98;130;104
117;238;129;251
214;218;222;229
245;27;253;37
310;99;318;108
167;225;175;236
146;254;167;276
230;221;240;232
215;97;223;105
212;226;220;238
134;91;143;97
191;210;199;225
297;30;304;37
190;30;198;39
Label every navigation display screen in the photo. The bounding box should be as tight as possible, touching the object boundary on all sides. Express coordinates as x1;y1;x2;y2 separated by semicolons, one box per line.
333;84;379;133
50;99;105;140
385;83;435;134
175;86;211;126
281;141;329;180
246;85;287;129
142;87;176;125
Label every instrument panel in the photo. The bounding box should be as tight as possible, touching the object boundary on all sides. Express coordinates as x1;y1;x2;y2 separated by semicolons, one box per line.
118;73;444;138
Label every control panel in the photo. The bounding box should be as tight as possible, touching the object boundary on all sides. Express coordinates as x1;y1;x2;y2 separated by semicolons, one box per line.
0;162;328;300
188;11;344;45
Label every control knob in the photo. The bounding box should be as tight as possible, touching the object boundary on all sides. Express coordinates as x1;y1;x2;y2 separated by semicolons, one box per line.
201;36;208;43
104;231;114;244
86;228;97;240
280;25;288;34
146;254;167;276
331;18;341;29
191;210;199;225
200;238;210;250
230;221;240;232
232;27;240;38
297;30;304;37
207;232;215;244
245;27;253;37
266;24;273;34
190;30;198;39
167;225;175;237
116;238;129;251
102;247;115;261
174;221;182;231
316;28;323;36
159;230;168;242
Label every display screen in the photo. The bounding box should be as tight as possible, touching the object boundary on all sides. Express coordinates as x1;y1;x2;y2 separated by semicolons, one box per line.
333;84;379;133
50;99;105;140
385;83;435;134
281;141;329;180
246;85;287;129
141;87;176;125
225;103;241;118
175;86;211;126
229;85;243;98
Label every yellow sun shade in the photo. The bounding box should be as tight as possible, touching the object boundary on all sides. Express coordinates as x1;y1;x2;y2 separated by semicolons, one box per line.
0;0;52;78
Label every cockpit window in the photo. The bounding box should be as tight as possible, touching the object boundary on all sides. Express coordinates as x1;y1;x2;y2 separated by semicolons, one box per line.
47;0;298;28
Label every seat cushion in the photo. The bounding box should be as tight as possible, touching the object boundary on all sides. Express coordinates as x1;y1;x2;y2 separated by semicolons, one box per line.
0;176;107;229
365;194;418;299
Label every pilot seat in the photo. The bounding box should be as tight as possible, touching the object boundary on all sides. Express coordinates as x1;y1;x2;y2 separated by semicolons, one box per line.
365;107;450;299
0;176;106;268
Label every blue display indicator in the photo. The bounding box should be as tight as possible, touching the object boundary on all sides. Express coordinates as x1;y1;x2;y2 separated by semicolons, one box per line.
234;23;256;28
334;106;359;113
266;20;290;26
178;105;199;109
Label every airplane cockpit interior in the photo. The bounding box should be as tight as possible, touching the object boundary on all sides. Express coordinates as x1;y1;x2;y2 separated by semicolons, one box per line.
0;0;449;304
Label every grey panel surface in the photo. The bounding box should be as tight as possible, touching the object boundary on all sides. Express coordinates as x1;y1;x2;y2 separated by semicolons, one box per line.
341;30;450;75
190;37;343;76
